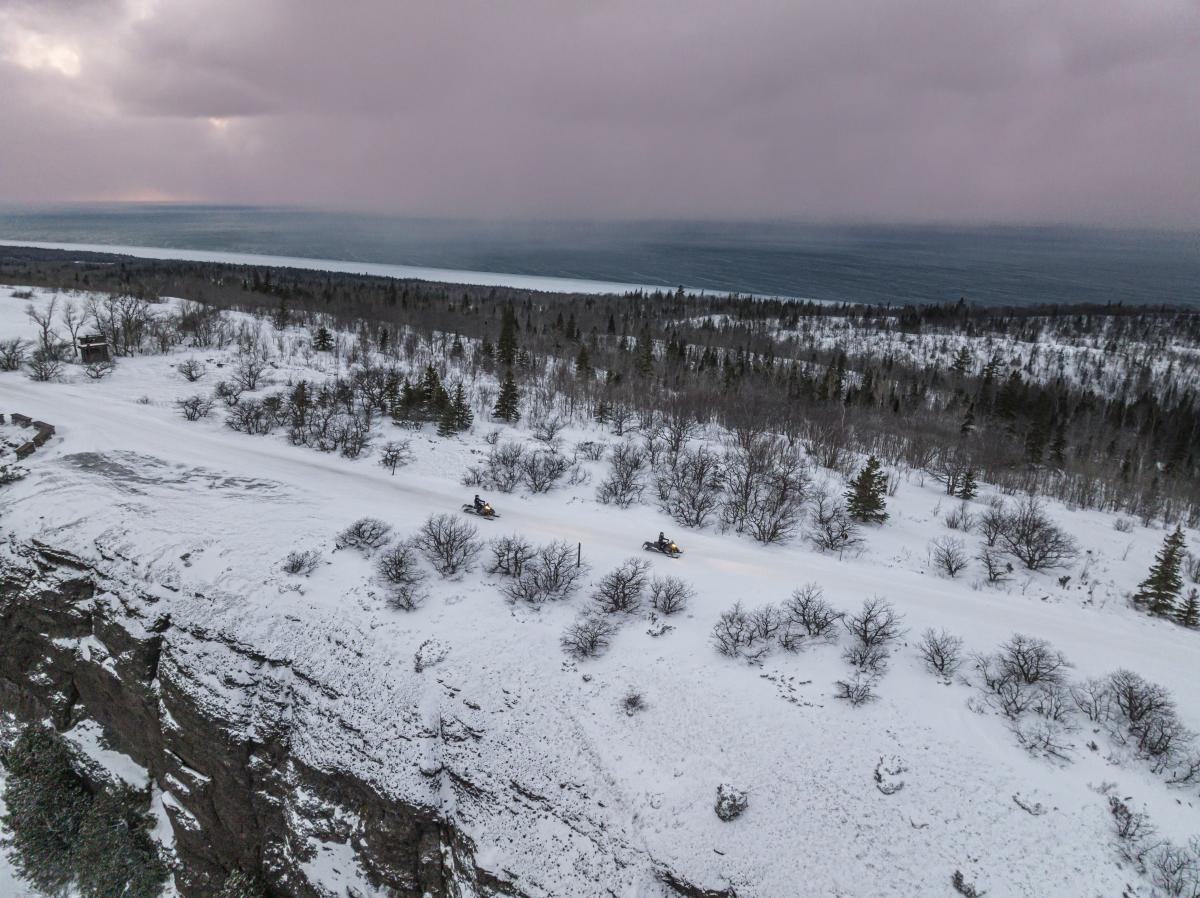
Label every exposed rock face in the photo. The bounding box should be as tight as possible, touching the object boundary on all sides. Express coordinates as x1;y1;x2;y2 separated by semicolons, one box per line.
0;540;482;898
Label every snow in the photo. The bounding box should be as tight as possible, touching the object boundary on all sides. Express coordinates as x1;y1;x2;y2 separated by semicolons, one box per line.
0;283;1197;896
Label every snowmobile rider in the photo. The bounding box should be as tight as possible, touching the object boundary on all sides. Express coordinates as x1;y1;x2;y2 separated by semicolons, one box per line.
657;531;669;551
474;494;486;512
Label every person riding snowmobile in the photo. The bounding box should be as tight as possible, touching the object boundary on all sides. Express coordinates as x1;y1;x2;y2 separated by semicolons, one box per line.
657;531;669;552
474;494;486;512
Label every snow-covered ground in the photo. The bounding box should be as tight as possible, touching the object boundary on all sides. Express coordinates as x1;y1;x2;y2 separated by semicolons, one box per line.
1;284;1197;897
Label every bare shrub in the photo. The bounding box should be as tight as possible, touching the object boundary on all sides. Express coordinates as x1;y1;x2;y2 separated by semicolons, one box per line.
1149;840;1200;897
782;583;843;640
83;360;115;379
996;634;1071;685
951;871;983;898
721;435;811;544
502;541;587;604
807;490;862;554
1070;678;1113;723
917;628;964;676
622;689;646;715
176;395;214;421
282;549;321;576
531;413;567;445
1106;670;1193;767
25;349;63;382
0;338;28;371
997;497;1078;570
843;597;904;649
485;442;526;493
944;501;976;532
488;535;535;577
978;498;1007;547
597;442;646;507
225;398;275;435
336;517;393;553
376;541;428;610
1012;716;1073;760
379;440;414;474
711;602;755;658
835;674;876;706
415;514;482;576
177;357;207;382
649;575;693;615
978;546;1013;583
592;558;650;614
561;615;619;658
1109;795;1158;868
656;446;724;527
234;352;269;390
521;450;573;493
1113;517;1134;533
748;604;782;642
575;440;607;461
930;536;969;577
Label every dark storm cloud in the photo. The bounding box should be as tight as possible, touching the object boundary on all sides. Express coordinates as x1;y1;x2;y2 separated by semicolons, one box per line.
0;0;1196;224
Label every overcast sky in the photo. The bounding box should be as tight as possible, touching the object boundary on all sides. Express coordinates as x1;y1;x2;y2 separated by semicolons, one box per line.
1;0;1197;226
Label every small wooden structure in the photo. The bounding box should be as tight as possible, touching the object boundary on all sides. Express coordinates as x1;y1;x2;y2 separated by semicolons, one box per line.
79;334;111;364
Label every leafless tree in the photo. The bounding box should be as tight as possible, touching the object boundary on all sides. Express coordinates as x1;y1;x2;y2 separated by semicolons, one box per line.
807;490;862;554
782;583;843;641
606;402;637;436
25;297;59;353
997;497;1078;570
376;541;428;610
0;338;28;371
83;360;116;380
502;540;587;604
177;357;207;382
656;446;724;528
336;517;393;553
485;442;527;492
25;349;64;382
996;634;1071;685
282;549;322;576
488;535;536;577
531;412;567;445
835;674;876;706
930;536;970;577
1069;677;1113;723
575;440;607;461
843;596;905;649
415;513;482;576
521;450;573;493
711;602;758;658
379;439;414;474
649;575;693;615
722;434;811;544
60;301;84;358
234;351;270;391
978;546;1013;583
917;628;964;676
176;395;214;421
597;442;646;507
561;615;619;658
978;499;1007;547
592;558;650;613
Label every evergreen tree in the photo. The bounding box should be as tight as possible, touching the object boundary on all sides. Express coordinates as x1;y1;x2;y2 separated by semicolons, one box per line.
312;326;334;352
594;398;610;425
846;456;889;523
1134;525;1186;616
575;343;591;377
497;305;519;368
438;383;473;436
1049;422;1068;466
378;327;390;353
957;467;978;501
1177;588;1200;629
217;870;267;898
493;370;520;422
950;346;972;376
960;404;976;436
0;727;90;894
74;784;168;898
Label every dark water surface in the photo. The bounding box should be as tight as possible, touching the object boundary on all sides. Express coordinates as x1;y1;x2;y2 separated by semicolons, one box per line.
1;205;1195;306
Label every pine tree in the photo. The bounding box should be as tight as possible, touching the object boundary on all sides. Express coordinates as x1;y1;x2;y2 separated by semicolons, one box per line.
846;455;889;523
312;326;334;352
950;346;972;376
956;467;978;501
1177;588;1200;629
493;370;520;422
575;343;591;377
497;305;519;368
960;404;976;436
594;398;610;425
217;870;267;898
1134;525;1186;616
451;382;473;430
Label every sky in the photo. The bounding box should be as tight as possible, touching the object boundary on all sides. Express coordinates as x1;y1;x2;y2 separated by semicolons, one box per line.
0;0;1197;227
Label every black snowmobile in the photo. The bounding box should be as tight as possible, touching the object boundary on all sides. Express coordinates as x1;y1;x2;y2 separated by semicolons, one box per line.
642;534;682;558
463;496;499;519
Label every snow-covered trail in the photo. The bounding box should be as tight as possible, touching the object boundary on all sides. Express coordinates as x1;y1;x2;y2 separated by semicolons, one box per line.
4;374;1195;700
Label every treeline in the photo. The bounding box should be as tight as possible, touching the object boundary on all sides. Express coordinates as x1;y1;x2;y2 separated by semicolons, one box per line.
2;247;1198;525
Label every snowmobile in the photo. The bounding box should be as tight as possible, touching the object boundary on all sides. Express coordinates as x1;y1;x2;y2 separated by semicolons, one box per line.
642;537;683;558
462;499;499;519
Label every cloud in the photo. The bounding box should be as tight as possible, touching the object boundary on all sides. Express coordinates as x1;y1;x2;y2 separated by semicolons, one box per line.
0;0;1196;225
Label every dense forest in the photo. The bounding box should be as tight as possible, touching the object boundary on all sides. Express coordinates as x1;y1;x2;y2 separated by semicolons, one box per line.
3;245;1198;526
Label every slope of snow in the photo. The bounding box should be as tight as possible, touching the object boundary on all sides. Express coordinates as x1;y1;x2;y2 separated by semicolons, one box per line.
0;285;1197;897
